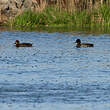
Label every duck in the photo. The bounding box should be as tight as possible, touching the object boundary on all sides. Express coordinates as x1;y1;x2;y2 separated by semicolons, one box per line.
14;40;32;47
75;39;94;48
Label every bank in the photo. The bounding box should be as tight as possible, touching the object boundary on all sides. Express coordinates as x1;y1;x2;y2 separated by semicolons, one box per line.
0;0;110;33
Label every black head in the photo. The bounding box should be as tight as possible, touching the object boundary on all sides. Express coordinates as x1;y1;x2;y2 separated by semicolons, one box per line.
75;39;81;43
15;40;20;44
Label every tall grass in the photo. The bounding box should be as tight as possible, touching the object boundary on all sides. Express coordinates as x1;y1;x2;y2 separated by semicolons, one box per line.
99;5;110;26
12;7;74;27
10;4;110;29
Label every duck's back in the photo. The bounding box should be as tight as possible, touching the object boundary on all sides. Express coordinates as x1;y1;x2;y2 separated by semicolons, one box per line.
16;43;32;47
81;43;94;47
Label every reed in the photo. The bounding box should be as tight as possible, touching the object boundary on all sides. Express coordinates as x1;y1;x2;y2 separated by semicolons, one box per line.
99;5;110;26
33;0;47;12
56;0;110;12
10;1;110;29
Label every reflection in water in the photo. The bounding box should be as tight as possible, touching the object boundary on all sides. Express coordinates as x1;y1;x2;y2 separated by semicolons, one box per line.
0;31;110;109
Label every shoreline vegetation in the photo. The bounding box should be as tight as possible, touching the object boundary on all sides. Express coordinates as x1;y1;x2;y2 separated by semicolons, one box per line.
5;0;110;32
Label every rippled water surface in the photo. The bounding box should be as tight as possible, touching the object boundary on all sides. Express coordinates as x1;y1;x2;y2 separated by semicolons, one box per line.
0;30;110;110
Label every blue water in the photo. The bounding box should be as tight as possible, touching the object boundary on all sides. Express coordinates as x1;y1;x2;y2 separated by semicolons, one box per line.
0;31;110;109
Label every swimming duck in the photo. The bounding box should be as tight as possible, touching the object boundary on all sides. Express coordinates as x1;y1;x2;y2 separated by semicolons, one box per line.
14;40;32;47
75;39;94;48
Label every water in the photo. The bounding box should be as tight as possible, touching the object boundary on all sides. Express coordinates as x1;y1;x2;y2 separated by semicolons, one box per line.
0;30;110;110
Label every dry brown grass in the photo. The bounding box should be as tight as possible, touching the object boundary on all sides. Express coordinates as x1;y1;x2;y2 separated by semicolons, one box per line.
32;0;47;12
56;0;75;12
53;0;110;12
15;0;110;14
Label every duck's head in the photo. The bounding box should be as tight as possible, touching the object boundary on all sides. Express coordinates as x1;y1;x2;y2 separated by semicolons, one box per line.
15;40;20;45
75;39;81;44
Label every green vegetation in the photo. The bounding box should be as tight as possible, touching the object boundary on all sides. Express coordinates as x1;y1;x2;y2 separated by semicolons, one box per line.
9;5;110;31
99;5;110;26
